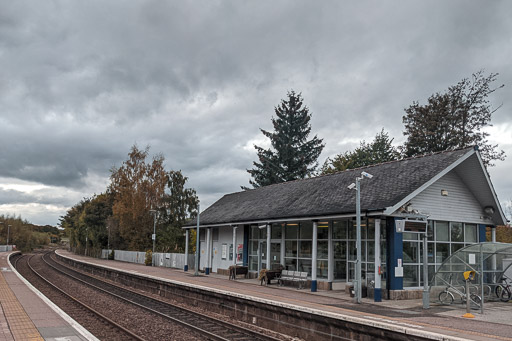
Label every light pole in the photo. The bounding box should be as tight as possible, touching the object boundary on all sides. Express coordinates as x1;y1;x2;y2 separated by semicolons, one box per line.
194;203;200;276
7;225;11;246
107;223;111;258
150;209;158;266
0;222;3;244
348;171;373;304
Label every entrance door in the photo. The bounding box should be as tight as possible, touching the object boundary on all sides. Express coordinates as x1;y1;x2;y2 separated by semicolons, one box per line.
258;241;267;272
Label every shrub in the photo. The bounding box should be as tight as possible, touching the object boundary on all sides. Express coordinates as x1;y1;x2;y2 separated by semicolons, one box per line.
145;250;153;266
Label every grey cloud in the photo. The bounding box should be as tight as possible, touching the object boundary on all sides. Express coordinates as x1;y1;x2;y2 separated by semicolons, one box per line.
1;0;512;224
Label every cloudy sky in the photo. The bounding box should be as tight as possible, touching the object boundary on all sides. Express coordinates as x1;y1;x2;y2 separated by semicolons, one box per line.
1;1;511;226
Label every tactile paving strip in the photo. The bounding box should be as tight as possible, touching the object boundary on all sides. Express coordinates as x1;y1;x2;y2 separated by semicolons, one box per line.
0;271;43;340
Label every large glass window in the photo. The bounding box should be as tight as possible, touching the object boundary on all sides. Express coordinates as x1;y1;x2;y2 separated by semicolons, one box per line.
403;220;481;288
271;223;283;239
284;222;312;275
465;224;477;243
451;222;463;242
436;221;449;241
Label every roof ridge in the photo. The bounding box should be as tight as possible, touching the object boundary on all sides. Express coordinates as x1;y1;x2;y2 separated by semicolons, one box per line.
322;145;475;176
236;146;475;195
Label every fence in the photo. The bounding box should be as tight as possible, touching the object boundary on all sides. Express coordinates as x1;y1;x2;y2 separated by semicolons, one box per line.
0;245;13;252
101;249;195;269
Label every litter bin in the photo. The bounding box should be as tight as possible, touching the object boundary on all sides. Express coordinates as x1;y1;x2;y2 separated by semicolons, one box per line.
349;285;355;297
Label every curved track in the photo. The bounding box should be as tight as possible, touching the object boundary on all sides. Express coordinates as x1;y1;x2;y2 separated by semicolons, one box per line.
14;251;284;341
13;252;143;341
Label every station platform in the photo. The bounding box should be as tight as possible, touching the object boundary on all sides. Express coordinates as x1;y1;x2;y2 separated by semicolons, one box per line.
0;251;94;341
57;249;512;341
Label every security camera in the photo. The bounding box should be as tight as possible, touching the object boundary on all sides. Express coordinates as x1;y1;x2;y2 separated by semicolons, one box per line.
347;183;356;190
361;171;373;179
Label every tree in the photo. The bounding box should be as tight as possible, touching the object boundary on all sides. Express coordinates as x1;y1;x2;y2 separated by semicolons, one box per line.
246;90;324;188
157;170;199;252
109;145;167;250
321;129;400;174
402;70;505;166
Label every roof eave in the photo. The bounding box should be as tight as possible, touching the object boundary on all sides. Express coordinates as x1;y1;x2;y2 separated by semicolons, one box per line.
182;209;387;229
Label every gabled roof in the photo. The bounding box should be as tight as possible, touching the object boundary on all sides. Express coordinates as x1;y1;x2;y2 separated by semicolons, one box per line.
186;146;504;227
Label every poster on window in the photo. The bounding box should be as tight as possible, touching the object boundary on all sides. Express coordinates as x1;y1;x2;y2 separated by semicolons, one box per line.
221;244;227;259
237;243;243;262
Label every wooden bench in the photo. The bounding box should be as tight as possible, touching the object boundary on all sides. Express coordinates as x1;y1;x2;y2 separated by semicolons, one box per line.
228;265;248;280
278;270;308;289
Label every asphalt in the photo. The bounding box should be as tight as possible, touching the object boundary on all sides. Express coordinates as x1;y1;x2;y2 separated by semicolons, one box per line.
56;249;512;341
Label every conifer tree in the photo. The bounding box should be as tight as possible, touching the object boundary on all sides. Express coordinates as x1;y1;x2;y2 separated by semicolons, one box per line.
402;71;505;166
246;91;324;188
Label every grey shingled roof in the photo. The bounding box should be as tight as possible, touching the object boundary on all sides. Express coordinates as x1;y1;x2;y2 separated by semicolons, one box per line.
186;147;474;227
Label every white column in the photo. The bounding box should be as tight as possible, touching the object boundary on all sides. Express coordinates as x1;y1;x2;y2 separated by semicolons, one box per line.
232;225;237;265
312;221;318;292
206;227;211;274
280;224;285;267
374;219;381;301
328;221;333;288
184;229;189;271
266;224;271;269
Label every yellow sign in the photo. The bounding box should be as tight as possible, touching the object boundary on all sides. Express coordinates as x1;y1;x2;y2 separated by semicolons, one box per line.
463;270;475;281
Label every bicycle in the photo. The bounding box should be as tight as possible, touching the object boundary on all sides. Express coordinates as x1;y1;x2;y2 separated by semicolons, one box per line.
495;275;512;302
438;274;481;309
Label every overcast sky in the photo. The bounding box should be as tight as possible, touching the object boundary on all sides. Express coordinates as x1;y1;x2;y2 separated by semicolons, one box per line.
1;1;511;226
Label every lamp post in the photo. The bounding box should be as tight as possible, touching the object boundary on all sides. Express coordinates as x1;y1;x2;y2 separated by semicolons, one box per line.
348;171;373;304
7;225;11;246
150;209;158;266
107;223;111;258
194;203;200;276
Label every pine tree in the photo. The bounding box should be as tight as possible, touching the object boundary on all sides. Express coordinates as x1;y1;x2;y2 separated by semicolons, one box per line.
321;129;399;174
246;91;324;188
402;71;505;166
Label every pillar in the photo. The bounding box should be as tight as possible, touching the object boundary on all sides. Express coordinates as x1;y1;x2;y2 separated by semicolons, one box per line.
205;227;211;275
266;224;271;269
386;218;403;292
232;225;237;265
374;219;381;302
327;221;333;290
311;221;318;292
280;224;285;267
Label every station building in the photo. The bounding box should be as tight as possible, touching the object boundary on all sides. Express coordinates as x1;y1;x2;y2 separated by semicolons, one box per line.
184;146;506;298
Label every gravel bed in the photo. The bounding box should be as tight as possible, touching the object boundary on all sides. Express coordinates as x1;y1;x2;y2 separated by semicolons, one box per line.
50;253;300;341
21;253;206;340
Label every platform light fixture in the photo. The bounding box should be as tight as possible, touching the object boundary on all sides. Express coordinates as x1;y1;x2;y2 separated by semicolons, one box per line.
348;171;374;304
150;209;158;266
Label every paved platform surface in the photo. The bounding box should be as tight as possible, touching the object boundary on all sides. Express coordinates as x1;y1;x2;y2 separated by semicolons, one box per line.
0;252;92;341
58;250;512;341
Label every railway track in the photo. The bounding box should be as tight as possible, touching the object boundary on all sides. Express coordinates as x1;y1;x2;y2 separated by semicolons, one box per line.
13;253;143;341
15;251;284;341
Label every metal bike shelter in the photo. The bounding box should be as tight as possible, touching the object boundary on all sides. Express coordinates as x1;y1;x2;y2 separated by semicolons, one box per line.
429;242;512;314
